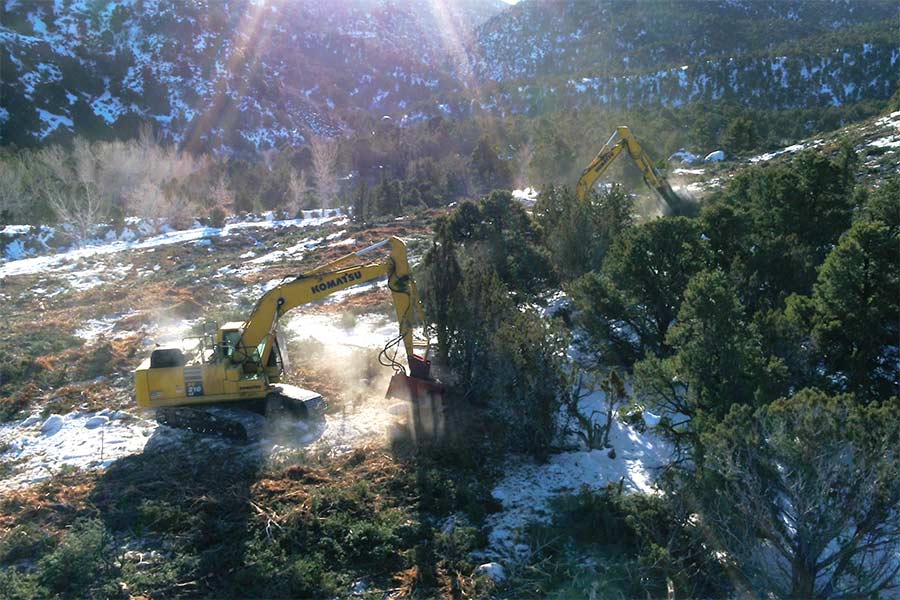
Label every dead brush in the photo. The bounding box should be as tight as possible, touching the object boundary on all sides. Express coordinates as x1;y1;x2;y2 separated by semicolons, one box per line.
0;470;98;533
564;370;628;451
41;378;121;414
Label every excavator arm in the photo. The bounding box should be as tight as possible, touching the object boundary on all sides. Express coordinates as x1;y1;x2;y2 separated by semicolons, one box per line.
233;236;429;379
575;125;682;208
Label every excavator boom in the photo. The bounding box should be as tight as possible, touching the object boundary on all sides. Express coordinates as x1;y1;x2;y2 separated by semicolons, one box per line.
576;125;682;209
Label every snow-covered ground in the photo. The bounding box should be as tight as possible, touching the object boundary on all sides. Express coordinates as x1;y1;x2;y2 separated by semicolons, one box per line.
0;210;345;276
0;409;158;490
749;140;825;163
512;187;539;207
0;306;410;491
481;388;672;561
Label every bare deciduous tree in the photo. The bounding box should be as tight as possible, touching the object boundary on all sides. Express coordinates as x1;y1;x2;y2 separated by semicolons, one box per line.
309;135;340;209
287;168;312;216
32;131;207;238
33;140;109;244
0;160;26;222
210;174;235;214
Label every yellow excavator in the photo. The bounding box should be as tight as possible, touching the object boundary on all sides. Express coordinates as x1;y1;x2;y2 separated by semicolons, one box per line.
134;236;443;440
576;126;688;212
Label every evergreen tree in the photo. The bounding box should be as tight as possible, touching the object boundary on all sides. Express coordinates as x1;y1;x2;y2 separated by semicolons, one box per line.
687;390;900;597
351;181;368;224
702;151;857;312
790;204;900;399
470;137;512;193
720;114;759;154
571;217;710;364
535;185;634;281
633;270;778;453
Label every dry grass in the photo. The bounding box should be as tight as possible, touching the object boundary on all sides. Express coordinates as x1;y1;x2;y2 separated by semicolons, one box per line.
0;470;98;533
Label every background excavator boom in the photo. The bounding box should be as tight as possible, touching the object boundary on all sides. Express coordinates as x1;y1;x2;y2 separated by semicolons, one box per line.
575;125;684;210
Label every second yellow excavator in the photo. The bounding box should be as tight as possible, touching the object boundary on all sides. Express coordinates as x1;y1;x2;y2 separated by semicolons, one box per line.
576;125;689;213
134;236;443;440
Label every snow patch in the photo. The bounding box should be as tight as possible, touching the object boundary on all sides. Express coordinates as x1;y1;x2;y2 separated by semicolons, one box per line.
1;212;344;278
512;187;539;207
0;410;158;490
482;390;672;560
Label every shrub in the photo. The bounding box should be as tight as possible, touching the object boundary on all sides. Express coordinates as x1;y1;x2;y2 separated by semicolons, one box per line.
517;488;727;599
36;518;114;598
0;523;54;564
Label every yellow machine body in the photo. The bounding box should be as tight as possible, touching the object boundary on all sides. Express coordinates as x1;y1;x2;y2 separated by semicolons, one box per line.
135;236;441;409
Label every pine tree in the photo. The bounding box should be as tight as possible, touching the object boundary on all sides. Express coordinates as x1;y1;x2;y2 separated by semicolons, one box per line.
351;181;368;224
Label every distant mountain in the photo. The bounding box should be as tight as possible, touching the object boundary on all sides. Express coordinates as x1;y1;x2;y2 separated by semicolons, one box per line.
469;0;899;113
0;0;507;150
1;0;897;152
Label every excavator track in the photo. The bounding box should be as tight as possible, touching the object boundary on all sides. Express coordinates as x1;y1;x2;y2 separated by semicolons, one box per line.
155;388;325;443
156;406;249;443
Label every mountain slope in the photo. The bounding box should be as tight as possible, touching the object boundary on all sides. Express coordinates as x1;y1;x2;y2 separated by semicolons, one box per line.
1;0;506;150
469;0;899;113
1;0;897;151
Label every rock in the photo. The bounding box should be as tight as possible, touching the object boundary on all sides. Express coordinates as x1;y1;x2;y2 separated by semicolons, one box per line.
669;149;699;164
350;580;368;595
20;414;42;427
387;402;409;416
607;447;617;459
41;414;64;435
85;415;109;429
704;150;726;162
475;562;506;583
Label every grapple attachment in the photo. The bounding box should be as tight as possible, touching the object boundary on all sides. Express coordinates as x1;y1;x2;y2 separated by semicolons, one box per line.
386;354;445;442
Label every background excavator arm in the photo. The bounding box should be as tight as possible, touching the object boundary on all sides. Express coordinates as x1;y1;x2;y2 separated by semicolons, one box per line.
575;125;682;208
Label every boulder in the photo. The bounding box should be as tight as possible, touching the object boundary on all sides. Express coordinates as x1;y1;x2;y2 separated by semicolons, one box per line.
85;415;110;429
20;414;42;427
474;562;506;583
669;149;700;164
41;414;64;435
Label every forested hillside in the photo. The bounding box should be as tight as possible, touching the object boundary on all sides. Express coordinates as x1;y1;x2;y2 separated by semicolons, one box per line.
2;0;897;151
1;0;505;149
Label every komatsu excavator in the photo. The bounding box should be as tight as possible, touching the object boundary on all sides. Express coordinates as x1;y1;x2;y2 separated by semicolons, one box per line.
576;125;687;212
134;236;443;440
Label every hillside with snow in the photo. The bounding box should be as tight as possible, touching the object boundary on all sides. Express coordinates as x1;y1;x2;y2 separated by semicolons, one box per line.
1;0;505;150
2;0;897;150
